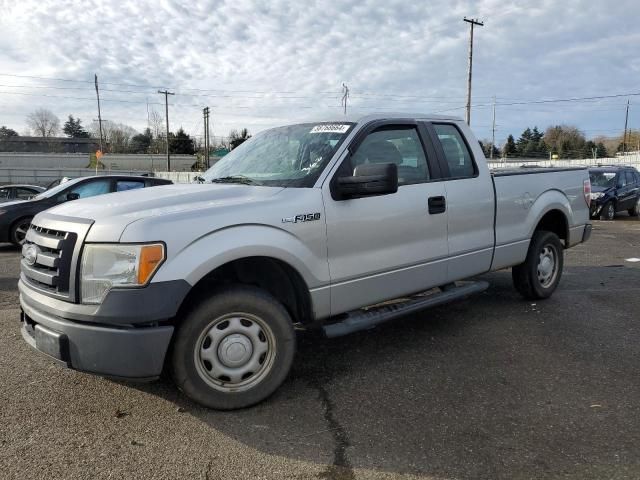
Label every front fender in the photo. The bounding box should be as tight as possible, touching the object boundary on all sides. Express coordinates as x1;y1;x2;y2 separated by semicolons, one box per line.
152;224;330;291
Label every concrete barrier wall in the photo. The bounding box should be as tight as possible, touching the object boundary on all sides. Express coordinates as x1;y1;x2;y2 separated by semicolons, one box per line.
0;153;197;171
0;168;154;186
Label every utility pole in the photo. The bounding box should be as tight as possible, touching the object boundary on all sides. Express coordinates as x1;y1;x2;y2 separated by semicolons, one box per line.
463;17;484;125
94;74;104;153
623;99;630;156
341;83;350;115
157;89;175;171
490;96;496;160
203;107;210;168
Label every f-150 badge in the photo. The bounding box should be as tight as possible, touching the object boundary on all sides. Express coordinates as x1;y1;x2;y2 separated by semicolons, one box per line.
282;213;321;223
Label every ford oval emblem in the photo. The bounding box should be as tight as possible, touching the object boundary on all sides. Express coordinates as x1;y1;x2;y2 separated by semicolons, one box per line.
24;244;39;266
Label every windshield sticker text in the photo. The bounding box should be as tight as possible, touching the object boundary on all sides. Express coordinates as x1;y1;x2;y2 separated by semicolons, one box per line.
310;124;350;134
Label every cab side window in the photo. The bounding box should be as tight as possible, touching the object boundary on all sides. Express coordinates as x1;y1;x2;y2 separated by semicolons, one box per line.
350;127;430;186
433;124;476;179
0;188;10;200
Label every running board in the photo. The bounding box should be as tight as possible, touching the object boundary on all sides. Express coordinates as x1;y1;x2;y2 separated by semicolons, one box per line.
322;281;489;338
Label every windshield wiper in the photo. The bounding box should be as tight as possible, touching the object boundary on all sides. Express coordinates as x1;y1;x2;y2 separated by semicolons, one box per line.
211;175;259;185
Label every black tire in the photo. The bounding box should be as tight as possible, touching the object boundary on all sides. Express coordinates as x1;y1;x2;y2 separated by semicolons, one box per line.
600;201;615;221
512;230;564;300
171;285;296;410
10;217;32;246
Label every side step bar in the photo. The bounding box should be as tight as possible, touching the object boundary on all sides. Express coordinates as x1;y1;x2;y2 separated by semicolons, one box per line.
323;281;489;338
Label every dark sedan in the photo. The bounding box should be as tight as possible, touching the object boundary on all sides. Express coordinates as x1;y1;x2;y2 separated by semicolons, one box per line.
0;175;172;245
0;184;46;203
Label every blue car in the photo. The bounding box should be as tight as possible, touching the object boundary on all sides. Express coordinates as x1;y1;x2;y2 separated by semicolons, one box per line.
589;166;640;220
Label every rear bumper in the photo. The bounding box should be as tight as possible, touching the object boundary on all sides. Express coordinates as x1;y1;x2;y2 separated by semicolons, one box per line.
19;283;177;379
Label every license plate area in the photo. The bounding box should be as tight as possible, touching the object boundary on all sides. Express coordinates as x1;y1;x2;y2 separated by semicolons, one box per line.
35;324;69;363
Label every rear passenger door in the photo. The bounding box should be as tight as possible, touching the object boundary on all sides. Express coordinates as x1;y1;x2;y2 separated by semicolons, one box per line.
425;122;495;282
621;170;639;210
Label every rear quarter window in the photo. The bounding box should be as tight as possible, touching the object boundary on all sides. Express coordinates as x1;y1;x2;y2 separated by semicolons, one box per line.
433;124;476;179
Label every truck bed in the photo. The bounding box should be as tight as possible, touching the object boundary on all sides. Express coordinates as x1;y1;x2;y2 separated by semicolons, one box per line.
490;166;590;271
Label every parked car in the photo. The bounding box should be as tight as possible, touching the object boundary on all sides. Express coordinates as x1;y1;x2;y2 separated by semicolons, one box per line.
0;175;172;245
0;184;46;203
45;177;73;190
588;166;640;220
18;113;591;410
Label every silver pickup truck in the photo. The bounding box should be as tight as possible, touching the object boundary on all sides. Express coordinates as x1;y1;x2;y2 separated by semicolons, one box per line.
18;113;592;409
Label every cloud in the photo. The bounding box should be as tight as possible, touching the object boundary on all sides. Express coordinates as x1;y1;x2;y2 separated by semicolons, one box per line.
0;0;638;145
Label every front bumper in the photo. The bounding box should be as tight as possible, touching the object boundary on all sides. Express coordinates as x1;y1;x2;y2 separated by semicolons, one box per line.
19;278;190;379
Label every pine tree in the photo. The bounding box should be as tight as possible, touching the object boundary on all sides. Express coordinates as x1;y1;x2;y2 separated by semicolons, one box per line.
503;135;517;157
63;115;90;138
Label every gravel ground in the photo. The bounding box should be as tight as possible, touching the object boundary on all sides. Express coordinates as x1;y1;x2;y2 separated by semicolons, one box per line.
1;218;639;479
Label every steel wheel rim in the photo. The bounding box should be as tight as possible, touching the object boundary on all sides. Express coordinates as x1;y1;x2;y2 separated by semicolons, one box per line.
537;244;558;288
194;312;276;393
14;221;30;245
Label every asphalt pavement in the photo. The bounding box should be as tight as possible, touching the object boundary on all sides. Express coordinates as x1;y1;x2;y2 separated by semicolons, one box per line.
1;218;639;479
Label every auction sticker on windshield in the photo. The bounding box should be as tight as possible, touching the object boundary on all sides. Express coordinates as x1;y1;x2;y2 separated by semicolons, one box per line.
310;124;350;133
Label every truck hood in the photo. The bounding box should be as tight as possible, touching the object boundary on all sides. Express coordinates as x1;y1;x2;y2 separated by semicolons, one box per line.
42;183;284;241
591;185;611;193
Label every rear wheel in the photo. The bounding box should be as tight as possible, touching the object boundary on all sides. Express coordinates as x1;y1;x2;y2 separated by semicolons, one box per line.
10;217;32;246
171;285;296;410
512;230;564;300
600;201;615;221
628;197;640;217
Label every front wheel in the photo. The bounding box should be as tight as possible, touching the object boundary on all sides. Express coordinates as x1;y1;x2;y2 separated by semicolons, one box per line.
171;285;296;410
600;201;615;221
512;230;564;300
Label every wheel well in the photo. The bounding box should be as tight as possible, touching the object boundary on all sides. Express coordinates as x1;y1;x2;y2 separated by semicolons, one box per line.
535;209;568;244
177;257;314;325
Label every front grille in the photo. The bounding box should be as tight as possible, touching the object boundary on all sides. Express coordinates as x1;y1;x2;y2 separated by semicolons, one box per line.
22;224;77;299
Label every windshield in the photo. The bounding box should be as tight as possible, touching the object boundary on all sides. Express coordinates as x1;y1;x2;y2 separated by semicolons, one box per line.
34;177;83;199
589;171;617;188
201;122;354;187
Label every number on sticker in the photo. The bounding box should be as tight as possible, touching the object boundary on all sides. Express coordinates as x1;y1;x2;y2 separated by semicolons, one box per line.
310;124;350;134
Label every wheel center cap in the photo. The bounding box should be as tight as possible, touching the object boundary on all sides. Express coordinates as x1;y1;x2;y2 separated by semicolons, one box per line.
218;334;253;367
540;256;553;276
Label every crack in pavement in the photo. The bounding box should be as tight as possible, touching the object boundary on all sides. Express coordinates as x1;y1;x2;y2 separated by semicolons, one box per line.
312;380;355;480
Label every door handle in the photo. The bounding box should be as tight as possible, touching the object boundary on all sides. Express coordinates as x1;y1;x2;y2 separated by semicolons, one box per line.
428;196;446;214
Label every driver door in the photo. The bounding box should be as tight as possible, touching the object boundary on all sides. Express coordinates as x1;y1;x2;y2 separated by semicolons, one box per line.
322;122;449;315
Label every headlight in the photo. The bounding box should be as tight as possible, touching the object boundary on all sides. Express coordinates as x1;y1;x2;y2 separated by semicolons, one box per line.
80;243;165;304
590;192;604;200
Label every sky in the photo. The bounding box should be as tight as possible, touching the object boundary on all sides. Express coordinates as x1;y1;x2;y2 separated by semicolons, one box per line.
0;0;639;147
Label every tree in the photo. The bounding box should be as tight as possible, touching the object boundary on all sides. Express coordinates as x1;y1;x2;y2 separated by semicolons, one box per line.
130;128;153;153
503;134;517;157
26;108;60;137
229;128;251;150
63;115;90;138
596;142;608;158
90;120;137;153
0;126;18;138
543;125;587;159
479;139;499;158
169;127;195;155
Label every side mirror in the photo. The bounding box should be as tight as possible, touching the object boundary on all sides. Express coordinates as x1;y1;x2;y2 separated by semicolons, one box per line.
66;192;80;201
337;163;398;199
